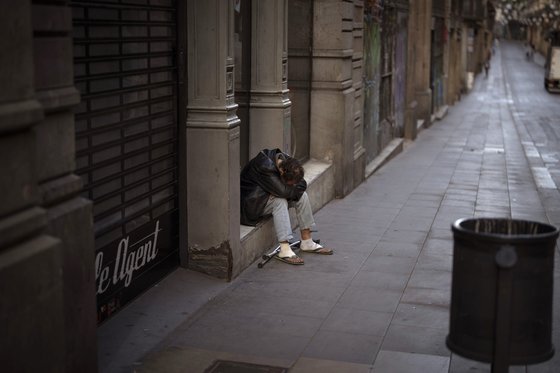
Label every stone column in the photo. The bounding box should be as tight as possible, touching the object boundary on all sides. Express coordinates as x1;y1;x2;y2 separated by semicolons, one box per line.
448;16;462;104
411;0;433;127
352;0;365;189
30;2;98;371
461;23;469;90
310;0;355;198
186;0;242;280
249;0;291;157
0;1;65;371
447;18;457;104
442;0;451;108
476;26;485;72
405;0;418;140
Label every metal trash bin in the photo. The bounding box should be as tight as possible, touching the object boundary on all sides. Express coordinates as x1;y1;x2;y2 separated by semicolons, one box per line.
447;218;559;371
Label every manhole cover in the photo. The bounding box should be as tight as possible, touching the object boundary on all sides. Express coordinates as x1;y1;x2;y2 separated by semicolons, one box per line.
204;360;288;373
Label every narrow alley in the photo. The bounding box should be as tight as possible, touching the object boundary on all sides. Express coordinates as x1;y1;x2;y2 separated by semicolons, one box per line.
98;40;560;373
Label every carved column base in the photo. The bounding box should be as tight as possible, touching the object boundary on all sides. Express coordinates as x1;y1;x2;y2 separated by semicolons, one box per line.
415;89;433;128
404;100;418;140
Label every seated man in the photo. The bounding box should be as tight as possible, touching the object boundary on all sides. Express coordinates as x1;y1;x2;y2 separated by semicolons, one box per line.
240;148;333;265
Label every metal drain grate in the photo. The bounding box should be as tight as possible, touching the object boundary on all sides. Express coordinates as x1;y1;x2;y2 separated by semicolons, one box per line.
204;360;288;373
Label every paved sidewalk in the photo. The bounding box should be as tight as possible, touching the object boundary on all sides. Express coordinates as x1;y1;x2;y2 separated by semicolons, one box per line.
100;42;560;373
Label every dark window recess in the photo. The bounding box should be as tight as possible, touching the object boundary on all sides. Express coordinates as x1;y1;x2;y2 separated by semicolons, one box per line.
71;0;180;324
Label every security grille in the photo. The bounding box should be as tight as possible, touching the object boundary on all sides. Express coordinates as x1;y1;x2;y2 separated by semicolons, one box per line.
71;0;180;323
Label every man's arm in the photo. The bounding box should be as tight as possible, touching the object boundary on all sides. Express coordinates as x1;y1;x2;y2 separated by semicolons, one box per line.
251;156;307;201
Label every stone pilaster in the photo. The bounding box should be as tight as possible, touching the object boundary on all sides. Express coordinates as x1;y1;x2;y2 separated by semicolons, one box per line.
352;0;365;189
476;25;485;72
249;0;291;156
0;1;65;371
447;18;457;104
411;0;433;127
310;0;356;198
442;0;451;108
30;1;98;370
405;0;418;140
187;0;241;280
447;14;463;104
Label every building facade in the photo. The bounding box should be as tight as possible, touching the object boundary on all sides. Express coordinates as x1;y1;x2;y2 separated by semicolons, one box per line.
0;0;494;370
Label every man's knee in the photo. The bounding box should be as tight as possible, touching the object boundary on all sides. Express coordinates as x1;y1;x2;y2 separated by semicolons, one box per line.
271;197;289;211
294;192;310;208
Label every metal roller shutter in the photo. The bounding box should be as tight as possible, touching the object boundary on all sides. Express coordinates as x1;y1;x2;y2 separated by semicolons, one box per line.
71;0;180;323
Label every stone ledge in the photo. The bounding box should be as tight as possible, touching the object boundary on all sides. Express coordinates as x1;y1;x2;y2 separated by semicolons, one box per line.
430;105;449;123
365;138;404;179
240;159;334;268
0;99;43;134
0;207;47;250
417;119;426;134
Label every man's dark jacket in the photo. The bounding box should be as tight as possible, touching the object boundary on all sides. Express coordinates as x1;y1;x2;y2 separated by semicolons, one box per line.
240;148;307;226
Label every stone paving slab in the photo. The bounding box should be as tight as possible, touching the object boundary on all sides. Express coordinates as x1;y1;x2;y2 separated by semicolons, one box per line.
372;350;450;373
290;357;371;373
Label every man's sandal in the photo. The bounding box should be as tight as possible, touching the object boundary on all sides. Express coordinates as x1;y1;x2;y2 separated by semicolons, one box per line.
300;247;334;255
274;254;304;265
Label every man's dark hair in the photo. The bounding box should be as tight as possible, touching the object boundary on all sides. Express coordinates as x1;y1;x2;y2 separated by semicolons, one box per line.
280;157;304;184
